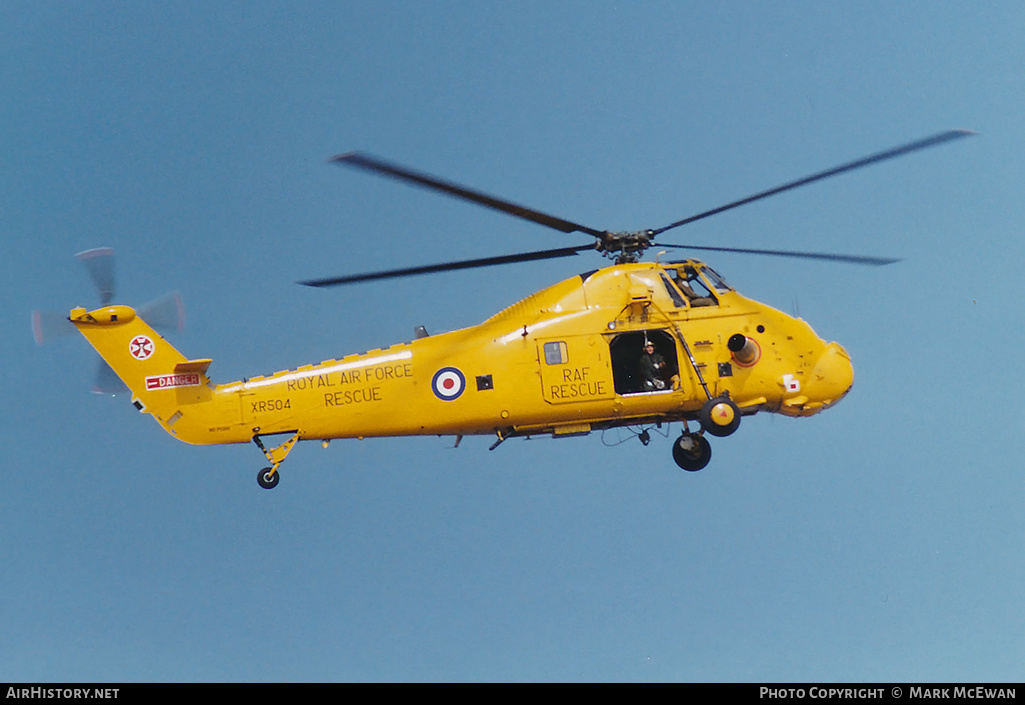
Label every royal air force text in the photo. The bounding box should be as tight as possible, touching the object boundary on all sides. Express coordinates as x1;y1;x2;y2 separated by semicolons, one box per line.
248;362;414;412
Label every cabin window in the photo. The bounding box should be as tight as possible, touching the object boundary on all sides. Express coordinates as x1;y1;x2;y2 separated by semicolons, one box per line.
543;341;569;365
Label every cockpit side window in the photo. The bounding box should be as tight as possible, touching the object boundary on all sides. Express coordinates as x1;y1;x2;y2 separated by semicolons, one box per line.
659;273;687;307
671;266;718;307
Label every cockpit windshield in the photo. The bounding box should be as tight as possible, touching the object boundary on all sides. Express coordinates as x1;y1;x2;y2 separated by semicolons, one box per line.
700;266;732;293
668;264;718;307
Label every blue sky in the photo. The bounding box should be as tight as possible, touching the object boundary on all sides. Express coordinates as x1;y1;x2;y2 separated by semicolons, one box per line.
3;1;1022;682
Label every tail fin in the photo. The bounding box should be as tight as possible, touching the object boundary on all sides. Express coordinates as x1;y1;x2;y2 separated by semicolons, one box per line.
70;305;215;433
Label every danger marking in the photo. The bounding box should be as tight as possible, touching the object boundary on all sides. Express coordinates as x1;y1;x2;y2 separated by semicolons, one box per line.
146;373;201;390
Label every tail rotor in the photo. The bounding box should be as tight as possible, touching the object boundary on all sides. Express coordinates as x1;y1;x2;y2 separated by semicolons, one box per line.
32;248;185;394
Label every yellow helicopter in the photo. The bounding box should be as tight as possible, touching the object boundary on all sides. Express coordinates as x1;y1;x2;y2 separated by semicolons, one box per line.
69;130;970;488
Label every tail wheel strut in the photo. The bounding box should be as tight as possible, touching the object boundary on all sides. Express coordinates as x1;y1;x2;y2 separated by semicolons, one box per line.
252;432;300;489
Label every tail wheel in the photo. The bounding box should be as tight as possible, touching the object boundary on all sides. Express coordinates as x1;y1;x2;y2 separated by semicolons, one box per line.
257;467;280;489
673;433;711;472
699;396;741;437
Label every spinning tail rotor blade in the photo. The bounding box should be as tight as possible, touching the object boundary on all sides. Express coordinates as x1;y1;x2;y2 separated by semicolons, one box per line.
31;309;75;344
650;129;974;237
139;291;185;332
36;248;120;345
332;153;606;238
76;247;116;304
92;360;128;395
301;244;595;287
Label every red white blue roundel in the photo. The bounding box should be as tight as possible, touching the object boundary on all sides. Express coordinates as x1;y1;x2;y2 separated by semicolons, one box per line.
432;367;465;401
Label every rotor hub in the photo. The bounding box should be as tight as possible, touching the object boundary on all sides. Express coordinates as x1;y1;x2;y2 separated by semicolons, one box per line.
599;230;654;264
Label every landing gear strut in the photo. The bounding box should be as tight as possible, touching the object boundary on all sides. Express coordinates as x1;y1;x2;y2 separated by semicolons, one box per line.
672;432;711;472
252;432;300;489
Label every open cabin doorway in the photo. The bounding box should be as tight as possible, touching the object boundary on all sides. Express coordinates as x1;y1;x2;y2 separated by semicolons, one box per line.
609;329;679;395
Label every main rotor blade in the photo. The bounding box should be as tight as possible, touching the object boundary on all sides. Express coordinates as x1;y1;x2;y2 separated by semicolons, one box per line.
656;242;899;265
301;244;595;287
651;129;974;237
332;152;606;238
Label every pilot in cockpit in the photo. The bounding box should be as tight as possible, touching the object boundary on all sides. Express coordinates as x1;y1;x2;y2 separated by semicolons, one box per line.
672;266;716;307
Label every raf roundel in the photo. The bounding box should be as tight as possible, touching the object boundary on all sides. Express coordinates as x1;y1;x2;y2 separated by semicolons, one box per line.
431;367;465;401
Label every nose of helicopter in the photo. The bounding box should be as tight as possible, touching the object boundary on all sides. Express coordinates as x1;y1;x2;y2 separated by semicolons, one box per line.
781;341;854;416
808;341;854;411
814;341;854;405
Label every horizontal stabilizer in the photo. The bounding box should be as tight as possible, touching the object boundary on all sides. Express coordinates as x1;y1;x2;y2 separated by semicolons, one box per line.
176;358;212;375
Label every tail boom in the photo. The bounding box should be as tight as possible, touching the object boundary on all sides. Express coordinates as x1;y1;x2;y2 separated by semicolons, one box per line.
70;305;245;445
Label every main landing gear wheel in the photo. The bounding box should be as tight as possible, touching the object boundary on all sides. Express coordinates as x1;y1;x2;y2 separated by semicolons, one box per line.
257;467;280;489
673;433;711;472
699;396;741;437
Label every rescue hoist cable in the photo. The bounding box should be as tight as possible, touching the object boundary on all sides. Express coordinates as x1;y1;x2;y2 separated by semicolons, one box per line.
643;299;715;403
